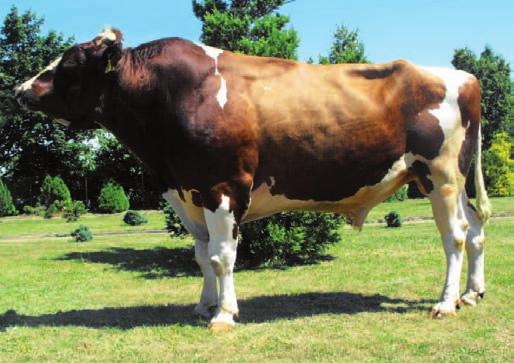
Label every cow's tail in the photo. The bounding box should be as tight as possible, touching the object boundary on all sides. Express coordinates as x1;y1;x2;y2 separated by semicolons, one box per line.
474;126;491;224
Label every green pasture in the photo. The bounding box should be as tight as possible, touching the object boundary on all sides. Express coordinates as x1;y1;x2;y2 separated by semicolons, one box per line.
0;198;512;362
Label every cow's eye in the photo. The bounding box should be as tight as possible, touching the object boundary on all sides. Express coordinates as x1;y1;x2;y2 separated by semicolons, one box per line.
62;59;77;68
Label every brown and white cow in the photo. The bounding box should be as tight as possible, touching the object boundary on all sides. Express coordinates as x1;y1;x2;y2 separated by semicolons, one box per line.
15;28;491;331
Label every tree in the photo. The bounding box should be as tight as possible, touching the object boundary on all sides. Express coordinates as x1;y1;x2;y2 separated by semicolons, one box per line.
39;175;71;208
483;131;512;196
0;178;16;216
508;81;514;157
319;24;368;64
193;0;343;265
0;6;94;207
193;0;299;59
452;46;511;149
97;181;130;213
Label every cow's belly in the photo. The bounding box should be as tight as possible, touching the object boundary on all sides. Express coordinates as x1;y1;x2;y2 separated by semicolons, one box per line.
244;181;342;222
244;153;412;227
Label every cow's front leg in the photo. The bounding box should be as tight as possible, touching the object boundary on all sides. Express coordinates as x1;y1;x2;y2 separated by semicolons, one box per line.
204;195;239;331
193;239;218;319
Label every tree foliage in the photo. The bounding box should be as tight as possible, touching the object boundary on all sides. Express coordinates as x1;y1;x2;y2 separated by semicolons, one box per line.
97;181;130;213
319;24;368;64
483;131;513;196
163;202;189;237
193;0;299;58
39;175;71;209
238;212;343;267
62;200;87;222
0;6;97;207
452;46;511;149
0;178;16;216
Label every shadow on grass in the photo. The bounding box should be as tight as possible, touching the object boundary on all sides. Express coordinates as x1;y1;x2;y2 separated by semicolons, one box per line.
0;292;435;330
58;247;199;279
57;246;335;278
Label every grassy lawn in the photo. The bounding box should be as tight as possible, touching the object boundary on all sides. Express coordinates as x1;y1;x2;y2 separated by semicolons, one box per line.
0;198;513;361
0;210;166;239
366;196;514;223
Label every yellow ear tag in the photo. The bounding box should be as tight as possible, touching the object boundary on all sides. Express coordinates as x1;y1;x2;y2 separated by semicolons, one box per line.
105;59;115;73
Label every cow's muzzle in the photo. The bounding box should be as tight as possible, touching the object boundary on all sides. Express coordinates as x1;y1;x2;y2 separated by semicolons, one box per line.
14;86;38;110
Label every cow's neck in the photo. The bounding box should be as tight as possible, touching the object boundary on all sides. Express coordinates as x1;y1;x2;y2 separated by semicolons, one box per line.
98;67;182;192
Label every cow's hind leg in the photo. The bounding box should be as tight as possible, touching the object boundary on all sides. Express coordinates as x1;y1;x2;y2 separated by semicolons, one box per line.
461;195;486;306
429;182;469;318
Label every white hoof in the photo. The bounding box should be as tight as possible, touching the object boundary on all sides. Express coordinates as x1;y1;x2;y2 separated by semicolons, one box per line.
193;303;217;320
461;290;485;307
208;307;236;332
429;301;458;319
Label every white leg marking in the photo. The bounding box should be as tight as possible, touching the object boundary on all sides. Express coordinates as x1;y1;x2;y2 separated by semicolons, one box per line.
429;185;468;317
461;194;486;306
204;195;238;329
199;44;228;109
194;239;219;319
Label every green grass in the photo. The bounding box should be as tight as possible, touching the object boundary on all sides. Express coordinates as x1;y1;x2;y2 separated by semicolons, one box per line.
0;210;166;239
0;199;513;361
367;196;514;223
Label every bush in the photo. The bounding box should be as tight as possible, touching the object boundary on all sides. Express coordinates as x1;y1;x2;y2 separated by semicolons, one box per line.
483;131;512;196
0;178;17;216
384;211;402;227
97;181;130;213
44;203;60;219
22;203;45;216
40;175;71;209
163;202;188;237
71;225;93;242
385;185;408;202
123;210;148;226
63;200;87;222
238;212;344;267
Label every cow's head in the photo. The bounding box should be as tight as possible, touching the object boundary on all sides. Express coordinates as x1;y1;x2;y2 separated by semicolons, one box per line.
15;27;123;129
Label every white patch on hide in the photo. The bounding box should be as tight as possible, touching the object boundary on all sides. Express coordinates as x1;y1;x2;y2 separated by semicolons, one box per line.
199;44;228;109
421;67;474;143
96;26;118;43
16;57;62;94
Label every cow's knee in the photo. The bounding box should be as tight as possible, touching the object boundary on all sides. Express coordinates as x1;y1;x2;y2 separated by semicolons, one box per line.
209;245;236;277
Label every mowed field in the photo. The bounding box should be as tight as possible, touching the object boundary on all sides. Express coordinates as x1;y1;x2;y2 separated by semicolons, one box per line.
0;198;513;362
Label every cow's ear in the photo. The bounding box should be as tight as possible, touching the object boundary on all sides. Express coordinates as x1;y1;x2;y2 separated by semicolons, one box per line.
91;27;123;73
